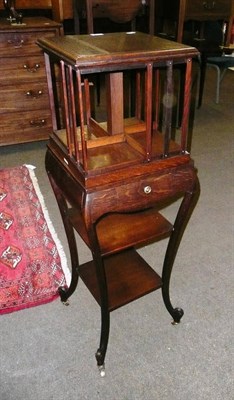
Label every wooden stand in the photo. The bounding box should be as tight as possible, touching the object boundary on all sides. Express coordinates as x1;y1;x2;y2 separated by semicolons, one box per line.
38;32;200;375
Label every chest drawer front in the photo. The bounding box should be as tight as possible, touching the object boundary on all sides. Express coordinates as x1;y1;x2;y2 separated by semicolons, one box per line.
0;109;52;144
0;81;50;113
0;30;56;57
0;56;46;83
186;0;232;17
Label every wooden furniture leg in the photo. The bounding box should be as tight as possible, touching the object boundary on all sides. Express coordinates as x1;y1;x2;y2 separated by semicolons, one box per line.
93;254;110;376
162;177;200;323
46;161;80;303
85;223;110;375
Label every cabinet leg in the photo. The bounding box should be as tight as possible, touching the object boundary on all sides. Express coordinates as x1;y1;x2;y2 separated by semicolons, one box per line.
162;178;200;323
95;302;110;368
47;172;79;304
87;225;110;373
94;254;110;373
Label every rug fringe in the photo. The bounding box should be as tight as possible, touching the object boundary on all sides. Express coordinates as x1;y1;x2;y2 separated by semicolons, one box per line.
24;164;36;170
26;165;71;286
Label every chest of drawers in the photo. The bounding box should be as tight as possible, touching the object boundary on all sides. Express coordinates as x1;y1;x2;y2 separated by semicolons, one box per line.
0;17;61;146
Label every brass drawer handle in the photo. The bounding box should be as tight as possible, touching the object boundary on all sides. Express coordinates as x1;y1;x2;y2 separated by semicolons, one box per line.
7;39;24;48
144;185;152;194
30;119;46;127
26;90;43;98
24;63;41;73
203;1;216;10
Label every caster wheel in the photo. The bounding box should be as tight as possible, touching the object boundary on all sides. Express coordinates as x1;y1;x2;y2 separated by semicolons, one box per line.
171;307;184;325
98;365;105;377
59;287;70;305
62;300;70;306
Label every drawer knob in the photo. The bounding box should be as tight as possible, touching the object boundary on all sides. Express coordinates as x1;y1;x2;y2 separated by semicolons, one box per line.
7;39;24;48
144;185;152;194
24;63;41;73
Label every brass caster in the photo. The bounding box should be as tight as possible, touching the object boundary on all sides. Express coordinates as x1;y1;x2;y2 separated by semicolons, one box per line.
58;287;70;305
98;364;106;377
171;308;184;325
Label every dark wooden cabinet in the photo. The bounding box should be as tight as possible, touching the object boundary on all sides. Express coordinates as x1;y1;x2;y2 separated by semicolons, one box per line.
0;17;61;146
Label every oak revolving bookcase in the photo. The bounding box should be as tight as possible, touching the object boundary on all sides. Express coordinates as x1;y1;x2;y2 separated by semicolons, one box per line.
38;32;200;375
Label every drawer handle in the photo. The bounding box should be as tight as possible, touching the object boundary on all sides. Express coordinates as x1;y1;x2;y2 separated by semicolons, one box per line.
24;63;41;73
7;39;24;48
30;119;46;127
144;185;152;194
203;1;216;10
26;90;43;98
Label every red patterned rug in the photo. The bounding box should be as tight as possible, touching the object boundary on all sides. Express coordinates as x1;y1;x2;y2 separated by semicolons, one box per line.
0;165;70;315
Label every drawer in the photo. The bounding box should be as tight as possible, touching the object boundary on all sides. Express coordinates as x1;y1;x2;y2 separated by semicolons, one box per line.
185;0;232;18
87;165;197;221
0;81;50;113
0;109;52;145
0;30;56;57
0;56;46;83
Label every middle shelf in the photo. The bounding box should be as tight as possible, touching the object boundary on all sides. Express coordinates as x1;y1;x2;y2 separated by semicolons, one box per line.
68;206;173;257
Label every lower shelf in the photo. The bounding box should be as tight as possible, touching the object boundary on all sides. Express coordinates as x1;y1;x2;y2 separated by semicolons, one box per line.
79;248;162;312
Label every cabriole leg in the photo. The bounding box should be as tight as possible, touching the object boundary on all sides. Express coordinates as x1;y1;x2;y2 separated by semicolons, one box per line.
162;177;200;323
46;171;79;304
94;254;110;377
87;226;110;377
